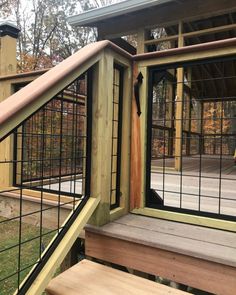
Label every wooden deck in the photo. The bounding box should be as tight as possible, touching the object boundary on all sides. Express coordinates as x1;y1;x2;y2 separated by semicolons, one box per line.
152;155;236;216
85;214;236;295
153;155;236;176
40;155;236;217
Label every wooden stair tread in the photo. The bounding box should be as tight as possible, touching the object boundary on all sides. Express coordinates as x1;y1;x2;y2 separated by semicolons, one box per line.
46;259;188;295
85;214;236;267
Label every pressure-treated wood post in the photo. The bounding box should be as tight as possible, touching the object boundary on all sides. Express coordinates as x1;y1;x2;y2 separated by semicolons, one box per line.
175;68;184;171
137;29;149;54
130;64;143;210
88;51;114;226
167;69;175;156
0;21;19;75
185;68;192;156
175;21;184;171
0;21;20;187
139;66;148;208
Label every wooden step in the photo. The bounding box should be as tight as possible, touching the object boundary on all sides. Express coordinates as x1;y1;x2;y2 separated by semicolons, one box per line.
85;214;236;295
45;259;187;295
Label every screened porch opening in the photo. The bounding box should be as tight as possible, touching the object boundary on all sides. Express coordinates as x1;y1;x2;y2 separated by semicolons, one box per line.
147;56;236;220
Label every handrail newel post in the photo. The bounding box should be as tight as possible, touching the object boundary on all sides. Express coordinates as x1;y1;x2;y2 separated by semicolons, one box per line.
89;51;114;226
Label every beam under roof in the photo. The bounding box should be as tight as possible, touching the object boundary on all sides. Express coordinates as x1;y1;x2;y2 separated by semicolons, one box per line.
68;0;174;27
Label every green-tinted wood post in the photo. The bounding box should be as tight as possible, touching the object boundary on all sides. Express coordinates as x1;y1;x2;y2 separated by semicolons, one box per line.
0;22;20;76
89;51;114;226
0;21;20;187
137;29;149;54
186;68;192;156
175;21;184;171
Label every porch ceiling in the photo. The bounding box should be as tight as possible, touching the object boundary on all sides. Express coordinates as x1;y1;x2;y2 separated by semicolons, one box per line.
68;0;236;39
164;13;236;100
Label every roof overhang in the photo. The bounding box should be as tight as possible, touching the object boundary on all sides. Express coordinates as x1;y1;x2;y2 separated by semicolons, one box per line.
68;0;174;27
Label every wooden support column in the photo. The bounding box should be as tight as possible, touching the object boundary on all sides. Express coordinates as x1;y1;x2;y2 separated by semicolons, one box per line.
137;29;149;54
89;51;114;226
186;68;192;156
199;101;204;154
167;69;175;157
118;62;132;216
130;63;148;210
0;23;19;76
130;64;142;210
175;22;184;171
175;68;184;171
0;22;20;187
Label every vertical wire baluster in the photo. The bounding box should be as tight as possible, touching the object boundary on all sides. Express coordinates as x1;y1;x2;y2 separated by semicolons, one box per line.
17;123;24;290
198;67;204;212
162;78;168;205
70;87;76;208
218;62;224;215
110;68;115;207
39;106;46;258
57;94;64;232
73;79;80;201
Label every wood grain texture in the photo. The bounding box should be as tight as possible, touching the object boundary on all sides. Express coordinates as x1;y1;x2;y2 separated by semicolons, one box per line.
139;66;148;208
114;214;236;248
85;231;236;295
46;259;188;295
0;35;17;76
118;65;132;214
132;207;236;232
88;53;114;226
130;64;142;210
86;214;236;268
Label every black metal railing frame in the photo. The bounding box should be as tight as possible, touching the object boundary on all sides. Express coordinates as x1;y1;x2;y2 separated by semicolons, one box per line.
146;55;236;221
0;68;93;294
110;63;124;210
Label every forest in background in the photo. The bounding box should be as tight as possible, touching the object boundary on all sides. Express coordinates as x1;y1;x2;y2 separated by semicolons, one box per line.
0;0;123;72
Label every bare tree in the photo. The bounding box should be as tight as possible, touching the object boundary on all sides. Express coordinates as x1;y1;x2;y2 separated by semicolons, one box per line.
1;0;123;72
0;0;17;17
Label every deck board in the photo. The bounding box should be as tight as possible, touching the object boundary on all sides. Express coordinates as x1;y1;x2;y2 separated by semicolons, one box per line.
86;214;236;267
153;155;236;177
46;259;188;295
151;155;236;216
114;214;236;247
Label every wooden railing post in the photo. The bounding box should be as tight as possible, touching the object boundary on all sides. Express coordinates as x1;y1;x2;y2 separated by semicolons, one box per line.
175;21;184;171
0;22;20;187
137;29;149;54
89;51;114;226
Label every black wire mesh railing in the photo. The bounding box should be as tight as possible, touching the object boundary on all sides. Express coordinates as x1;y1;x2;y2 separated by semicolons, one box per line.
146;57;236;220
0;70;92;294
14;94;86;196
110;64;124;210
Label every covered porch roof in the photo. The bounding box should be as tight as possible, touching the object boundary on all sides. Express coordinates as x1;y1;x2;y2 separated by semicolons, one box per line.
67;0;174;27
68;0;236;40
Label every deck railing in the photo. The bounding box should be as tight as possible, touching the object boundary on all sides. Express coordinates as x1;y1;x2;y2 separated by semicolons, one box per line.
0;70;94;295
1;37;236;294
0;41;132;294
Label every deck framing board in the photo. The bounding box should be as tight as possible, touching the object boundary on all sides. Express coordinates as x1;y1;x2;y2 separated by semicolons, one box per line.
85;230;236;295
